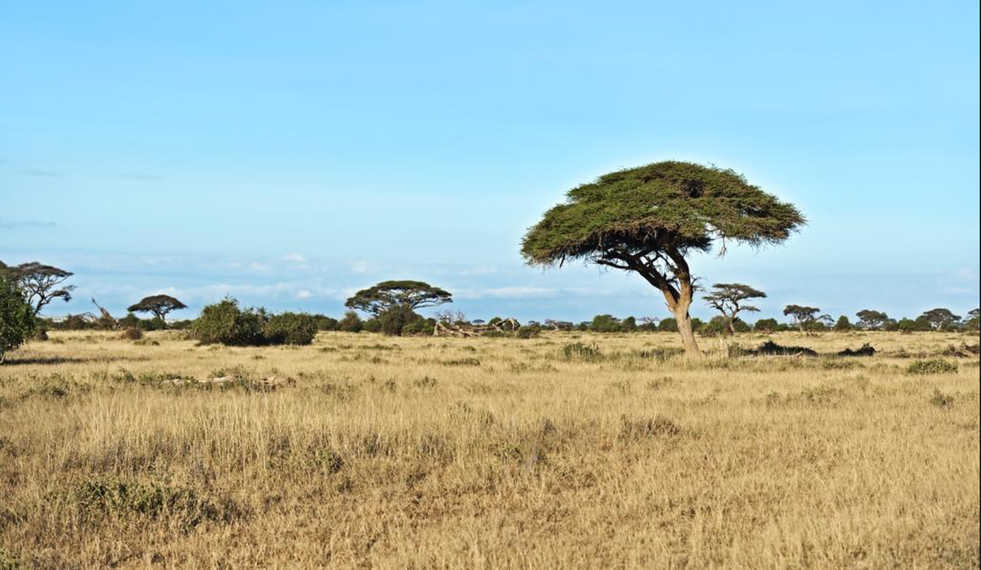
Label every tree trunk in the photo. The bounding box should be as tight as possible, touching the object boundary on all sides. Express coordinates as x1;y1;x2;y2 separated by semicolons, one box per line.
725;315;736;336
675;310;701;356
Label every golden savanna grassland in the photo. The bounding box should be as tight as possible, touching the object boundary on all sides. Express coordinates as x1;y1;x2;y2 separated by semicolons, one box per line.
1;330;978;569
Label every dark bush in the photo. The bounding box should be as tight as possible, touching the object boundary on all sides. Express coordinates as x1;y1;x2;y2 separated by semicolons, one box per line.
264;312;318;345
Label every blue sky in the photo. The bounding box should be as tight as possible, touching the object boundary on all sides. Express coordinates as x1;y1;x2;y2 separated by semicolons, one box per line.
2;1;978;323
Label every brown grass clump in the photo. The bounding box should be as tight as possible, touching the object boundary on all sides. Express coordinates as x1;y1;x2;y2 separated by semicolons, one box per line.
0;330;978;568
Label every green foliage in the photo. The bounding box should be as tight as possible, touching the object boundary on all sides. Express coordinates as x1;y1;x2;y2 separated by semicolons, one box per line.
897;317;932;333
264;312;318;345
657;318;679;333
833;315;853;331
337;311;363;333
345;280;452;316
192;298;266;346
1;276;35;362
754;318;779;333
377;307;425;336
906;359;958;375
521;161;805;265
590;314;622;333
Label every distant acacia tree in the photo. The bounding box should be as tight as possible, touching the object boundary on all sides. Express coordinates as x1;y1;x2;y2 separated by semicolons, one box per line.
834;315;852;331
521;161;804;356
2;261;75;316
966;308;980;331
856;309;889;331
345;280;452;316
919;308;961;331
783;305;820;333
703;283;766;335
127;295;188;326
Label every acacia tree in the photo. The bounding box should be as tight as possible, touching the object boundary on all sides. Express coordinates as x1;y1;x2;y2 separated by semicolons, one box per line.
783;305;820;333
855;309;889;330
4;262;75;316
127;294;188;326
703;283;766;335
345;280;451;332
919;308;961;331
521;161;804;355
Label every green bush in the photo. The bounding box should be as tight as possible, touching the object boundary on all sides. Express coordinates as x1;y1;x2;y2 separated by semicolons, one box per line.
1;276;34;363
377;307;425;336
337;311;363;333
264;312;318;345
907;359;958;375
191;298;266;346
561;342;602;362
754;318;779;333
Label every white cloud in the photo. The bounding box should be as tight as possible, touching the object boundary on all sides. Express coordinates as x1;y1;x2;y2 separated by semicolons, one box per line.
282;253;306;263
349;260;379;274
454;286;558;300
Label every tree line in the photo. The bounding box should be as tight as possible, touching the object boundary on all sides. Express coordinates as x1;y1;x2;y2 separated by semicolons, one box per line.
3;161;979;358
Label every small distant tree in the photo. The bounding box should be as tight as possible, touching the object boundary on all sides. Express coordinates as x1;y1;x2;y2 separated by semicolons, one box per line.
966;308;980;332
4;262;76;316
345;280;452;317
855;309;889;331
590;314;622;333
833;315;852;331
521;161;804;356
919;308;961;331
703;283;766;335
1;276;35;363
784;305;820;333
754;318;779;333
127;295;187;326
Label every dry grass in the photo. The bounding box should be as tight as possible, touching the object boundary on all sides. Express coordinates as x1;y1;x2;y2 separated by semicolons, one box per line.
1;330;978;569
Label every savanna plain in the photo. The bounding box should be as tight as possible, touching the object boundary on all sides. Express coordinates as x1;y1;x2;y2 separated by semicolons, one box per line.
0;330;978;569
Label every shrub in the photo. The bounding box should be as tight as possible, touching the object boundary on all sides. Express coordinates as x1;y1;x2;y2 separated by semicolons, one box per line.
337;311;363;333
907;359;958;375
754;318;779;333
657;318;679;333
1;276;35;363
561;342;602;362
73;478;241;528
192;298;266;346
264;312;318;345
